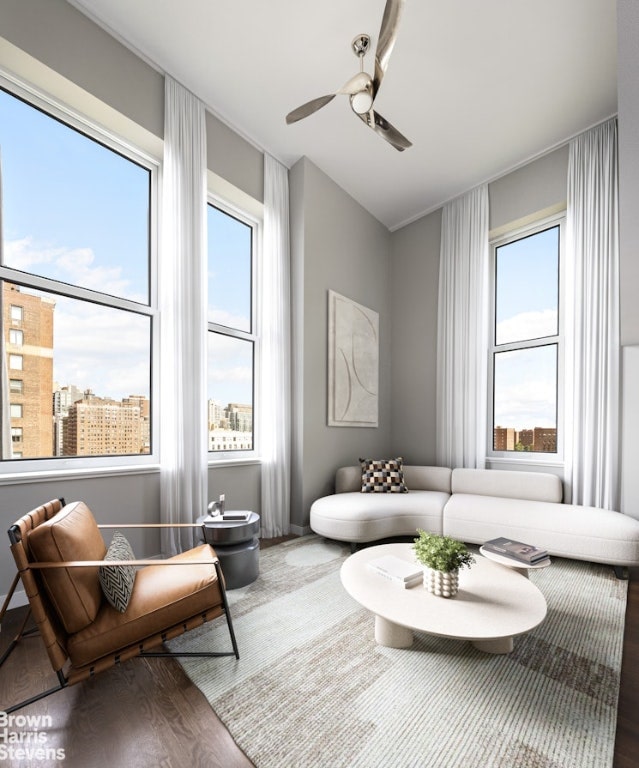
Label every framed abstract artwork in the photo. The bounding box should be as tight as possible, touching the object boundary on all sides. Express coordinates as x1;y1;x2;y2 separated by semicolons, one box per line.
328;290;379;427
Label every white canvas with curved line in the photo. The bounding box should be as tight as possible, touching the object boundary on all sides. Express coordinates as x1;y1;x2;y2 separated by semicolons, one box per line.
328;290;378;427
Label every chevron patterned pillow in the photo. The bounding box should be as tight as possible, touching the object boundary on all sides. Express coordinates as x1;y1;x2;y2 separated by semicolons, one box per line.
99;531;136;613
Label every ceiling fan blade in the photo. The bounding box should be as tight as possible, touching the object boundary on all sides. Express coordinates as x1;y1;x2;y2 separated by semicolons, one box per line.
358;109;412;151
286;94;336;124
373;0;405;98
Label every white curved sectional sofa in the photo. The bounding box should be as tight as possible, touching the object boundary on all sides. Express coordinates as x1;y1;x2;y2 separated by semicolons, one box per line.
309;465;639;568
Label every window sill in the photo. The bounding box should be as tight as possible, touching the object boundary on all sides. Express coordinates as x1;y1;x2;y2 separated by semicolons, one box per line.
0;457;264;485
0;463;161;486
208;457;262;468
486;456;564;470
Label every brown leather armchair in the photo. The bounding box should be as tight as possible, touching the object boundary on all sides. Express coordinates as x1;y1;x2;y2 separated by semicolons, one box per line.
0;498;239;714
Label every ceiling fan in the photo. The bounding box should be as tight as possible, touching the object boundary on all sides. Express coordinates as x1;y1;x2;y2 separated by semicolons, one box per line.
285;0;412;152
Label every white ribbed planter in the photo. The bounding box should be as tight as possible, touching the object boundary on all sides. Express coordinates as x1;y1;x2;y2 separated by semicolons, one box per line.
424;567;459;598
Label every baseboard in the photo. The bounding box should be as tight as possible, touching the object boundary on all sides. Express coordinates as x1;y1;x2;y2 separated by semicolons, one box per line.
290;523;312;537
1;586;29;618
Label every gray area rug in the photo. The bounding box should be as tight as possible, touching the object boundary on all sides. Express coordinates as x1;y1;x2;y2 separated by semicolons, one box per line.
171;536;627;768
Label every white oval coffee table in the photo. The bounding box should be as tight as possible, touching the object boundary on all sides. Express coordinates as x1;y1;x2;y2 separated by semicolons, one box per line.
340;543;547;654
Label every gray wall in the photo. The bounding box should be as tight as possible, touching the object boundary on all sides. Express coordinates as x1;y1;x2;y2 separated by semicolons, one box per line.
205;112;264;204
488;146;569;232
618;0;639;517
618;0;639;346
389;209;441;464
290;158;392;527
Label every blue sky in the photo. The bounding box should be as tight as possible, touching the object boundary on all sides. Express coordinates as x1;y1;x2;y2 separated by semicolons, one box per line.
0;89;149;302
1;88;253;407
206;205;253;406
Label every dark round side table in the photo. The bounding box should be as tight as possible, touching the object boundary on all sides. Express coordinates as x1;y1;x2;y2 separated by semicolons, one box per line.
197;512;260;589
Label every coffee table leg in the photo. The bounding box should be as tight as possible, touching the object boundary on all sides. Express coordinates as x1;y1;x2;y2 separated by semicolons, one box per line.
472;636;514;654
374;615;413;648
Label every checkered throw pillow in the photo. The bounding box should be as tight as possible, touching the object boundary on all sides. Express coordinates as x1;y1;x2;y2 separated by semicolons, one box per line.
360;457;409;493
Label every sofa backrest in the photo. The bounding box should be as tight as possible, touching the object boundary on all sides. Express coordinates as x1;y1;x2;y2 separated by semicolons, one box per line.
336;465;452;494
451;468;563;503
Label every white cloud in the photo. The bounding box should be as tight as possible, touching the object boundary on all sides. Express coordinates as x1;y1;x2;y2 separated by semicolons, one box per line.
496;309;557;346
208;366;252;383
52;296;150;400
5;237;137;300
5;237;61;269
5;239;150;400
207;308;250;331
494;373;556;429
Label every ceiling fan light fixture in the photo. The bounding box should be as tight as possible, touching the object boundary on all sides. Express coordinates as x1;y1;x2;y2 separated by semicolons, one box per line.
350;89;374;115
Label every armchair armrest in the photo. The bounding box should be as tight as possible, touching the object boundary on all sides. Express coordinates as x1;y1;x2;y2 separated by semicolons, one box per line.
25;555;220;569
97;523;203;529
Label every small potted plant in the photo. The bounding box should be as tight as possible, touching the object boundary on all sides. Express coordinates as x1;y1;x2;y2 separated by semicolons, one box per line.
412;530;475;598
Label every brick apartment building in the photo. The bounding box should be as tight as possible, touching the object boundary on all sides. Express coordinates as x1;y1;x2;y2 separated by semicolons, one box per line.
3;283;54;459
62;392;147;456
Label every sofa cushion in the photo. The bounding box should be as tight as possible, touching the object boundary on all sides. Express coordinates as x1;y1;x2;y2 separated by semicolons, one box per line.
443;493;639;566
451;468;563;503
67;544;222;668
28;501;107;634
99;531;137;613
310;490;448;543
360;457;408;493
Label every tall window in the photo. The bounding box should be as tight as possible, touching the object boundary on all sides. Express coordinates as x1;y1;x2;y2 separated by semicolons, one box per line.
206;202;256;455
489;217;564;457
0;82;156;466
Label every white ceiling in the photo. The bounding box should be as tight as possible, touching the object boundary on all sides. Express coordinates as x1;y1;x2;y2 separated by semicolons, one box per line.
70;0;617;231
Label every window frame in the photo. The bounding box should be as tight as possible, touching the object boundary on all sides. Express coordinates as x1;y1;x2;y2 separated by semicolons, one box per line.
487;213;566;465
0;75;159;476
206;195;260;463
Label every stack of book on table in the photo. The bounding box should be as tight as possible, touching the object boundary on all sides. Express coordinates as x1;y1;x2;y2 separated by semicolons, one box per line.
483;537;549;565
368;555;423;588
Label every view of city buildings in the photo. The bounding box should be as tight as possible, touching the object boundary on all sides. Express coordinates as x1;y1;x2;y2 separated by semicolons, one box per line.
3;283;253;459
494;425;557;453
208;400;253;451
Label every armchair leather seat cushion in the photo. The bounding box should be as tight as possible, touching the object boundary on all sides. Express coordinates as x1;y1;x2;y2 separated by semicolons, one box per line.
67;544;223;668
28;501;107;633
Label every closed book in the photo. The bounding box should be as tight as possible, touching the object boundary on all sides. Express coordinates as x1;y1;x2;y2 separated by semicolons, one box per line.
221;512;251;522
484;537;548;564
368;555;423;586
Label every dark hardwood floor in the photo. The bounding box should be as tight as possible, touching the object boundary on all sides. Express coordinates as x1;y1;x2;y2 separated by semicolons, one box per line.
614;565;639;768
1;548;637;768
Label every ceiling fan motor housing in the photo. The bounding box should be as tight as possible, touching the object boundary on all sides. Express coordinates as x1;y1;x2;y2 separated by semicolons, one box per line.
352;34;371;57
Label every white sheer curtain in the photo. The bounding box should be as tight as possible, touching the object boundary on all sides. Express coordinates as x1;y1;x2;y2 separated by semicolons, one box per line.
259;154;291;537
159;77;208;554
436;185;489;469
566;118;619;509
